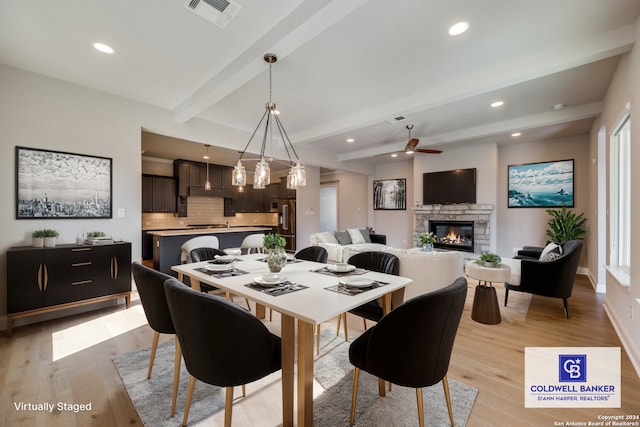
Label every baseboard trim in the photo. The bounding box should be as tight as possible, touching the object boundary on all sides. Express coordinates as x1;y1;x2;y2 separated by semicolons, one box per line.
603;302;640;380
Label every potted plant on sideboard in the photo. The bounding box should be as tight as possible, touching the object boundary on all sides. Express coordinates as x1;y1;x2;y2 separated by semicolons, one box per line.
32;230;46;247
42;229;59;247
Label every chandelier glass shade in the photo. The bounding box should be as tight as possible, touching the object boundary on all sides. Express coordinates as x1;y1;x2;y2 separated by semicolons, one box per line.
232;53;306;190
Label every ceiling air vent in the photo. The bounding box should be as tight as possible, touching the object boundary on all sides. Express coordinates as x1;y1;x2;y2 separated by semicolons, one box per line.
184;0;242;28
386;115;407;124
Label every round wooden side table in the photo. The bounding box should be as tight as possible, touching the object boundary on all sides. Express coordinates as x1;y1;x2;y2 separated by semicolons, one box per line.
465;260;511;325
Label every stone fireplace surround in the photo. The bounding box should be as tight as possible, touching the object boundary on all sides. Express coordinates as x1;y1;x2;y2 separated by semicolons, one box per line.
414;204;494;254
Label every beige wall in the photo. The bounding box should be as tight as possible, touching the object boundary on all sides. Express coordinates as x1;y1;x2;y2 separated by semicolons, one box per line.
374;160;413;248
0;65;145;327
496;135;591;259
320;171;370;230
590;15;640;371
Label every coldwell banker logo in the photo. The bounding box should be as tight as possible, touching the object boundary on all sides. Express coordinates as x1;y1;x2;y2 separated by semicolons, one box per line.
524;347;620;408
559;354;587;382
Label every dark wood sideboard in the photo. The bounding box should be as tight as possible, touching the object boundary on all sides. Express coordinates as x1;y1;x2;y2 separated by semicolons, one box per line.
6;242;132;337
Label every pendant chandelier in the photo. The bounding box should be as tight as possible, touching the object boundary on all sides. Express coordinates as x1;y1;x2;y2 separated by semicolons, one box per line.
232;53;306;190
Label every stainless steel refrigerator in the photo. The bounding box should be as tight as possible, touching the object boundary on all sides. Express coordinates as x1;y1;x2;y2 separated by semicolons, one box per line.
277;199;296;251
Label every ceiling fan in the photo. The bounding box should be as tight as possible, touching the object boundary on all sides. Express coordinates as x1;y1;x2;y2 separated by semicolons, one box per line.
405;124;442;154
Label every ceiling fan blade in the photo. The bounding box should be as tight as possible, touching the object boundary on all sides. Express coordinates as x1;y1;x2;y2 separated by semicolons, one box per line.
415;148;443;154
405;138;419;151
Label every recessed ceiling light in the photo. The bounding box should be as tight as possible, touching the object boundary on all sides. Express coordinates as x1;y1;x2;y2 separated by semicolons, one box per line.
511;132;522;137
93;42;114;54
346;138;355;143
391;153;398;158
448;22;469;36
552;103;566;110
490;100;504;108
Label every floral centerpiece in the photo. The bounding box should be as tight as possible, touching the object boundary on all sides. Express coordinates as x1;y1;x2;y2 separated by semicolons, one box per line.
417;231;436;252
263;233;287;272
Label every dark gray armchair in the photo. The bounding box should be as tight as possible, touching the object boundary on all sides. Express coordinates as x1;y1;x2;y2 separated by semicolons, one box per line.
505;240;583;318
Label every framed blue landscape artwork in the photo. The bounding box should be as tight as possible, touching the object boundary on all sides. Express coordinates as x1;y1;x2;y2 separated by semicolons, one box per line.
508;159;574;208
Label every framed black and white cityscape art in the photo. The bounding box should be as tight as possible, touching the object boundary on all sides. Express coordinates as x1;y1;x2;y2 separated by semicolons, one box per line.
507;159;574;208
373;178;406;210
16;146;113;219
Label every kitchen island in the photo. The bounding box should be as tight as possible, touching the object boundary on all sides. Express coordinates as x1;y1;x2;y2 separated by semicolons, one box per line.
148;227;273;275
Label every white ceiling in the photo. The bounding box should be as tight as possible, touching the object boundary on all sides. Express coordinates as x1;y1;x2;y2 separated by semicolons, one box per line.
1;0;638;171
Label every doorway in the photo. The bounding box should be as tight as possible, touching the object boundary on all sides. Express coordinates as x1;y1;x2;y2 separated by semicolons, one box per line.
320;183;338;232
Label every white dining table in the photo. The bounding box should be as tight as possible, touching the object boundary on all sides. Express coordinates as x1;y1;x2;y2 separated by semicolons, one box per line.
172;253;412;427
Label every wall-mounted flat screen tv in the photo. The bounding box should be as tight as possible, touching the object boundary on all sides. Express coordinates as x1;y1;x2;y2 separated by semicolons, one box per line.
422;168;476;205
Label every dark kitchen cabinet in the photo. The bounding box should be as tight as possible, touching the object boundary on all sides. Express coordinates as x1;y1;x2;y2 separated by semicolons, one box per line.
142;174;176;213
174;160;234;216
232;184;265;213
6;243;132;337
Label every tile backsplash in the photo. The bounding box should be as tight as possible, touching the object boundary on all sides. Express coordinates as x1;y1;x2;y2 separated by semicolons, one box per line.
142;196;277;230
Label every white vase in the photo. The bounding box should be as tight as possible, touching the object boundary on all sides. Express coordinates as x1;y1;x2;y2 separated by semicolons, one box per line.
44;237;57;248
32;237;44;247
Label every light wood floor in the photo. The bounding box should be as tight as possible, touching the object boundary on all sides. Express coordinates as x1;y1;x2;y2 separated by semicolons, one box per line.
1;274;639;426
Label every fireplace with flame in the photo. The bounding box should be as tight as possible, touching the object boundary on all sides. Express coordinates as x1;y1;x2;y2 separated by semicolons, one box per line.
429;220;475;252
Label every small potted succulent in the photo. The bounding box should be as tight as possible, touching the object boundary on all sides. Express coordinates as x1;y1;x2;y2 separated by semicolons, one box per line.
42;229;59;247
263;233;287;273
86;231;107;241
417;231;437;252
32;230;46;247
475;251;502;268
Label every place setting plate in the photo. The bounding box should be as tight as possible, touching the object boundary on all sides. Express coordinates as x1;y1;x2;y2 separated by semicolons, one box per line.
326;264;356;273
253;274;288;287
339;277;374;288
205;263;235;272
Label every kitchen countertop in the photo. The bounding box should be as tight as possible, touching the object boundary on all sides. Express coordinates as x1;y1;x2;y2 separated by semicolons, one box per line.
147;226;272;237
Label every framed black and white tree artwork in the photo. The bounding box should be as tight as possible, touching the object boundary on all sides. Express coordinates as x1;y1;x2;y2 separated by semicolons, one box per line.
373;178;406;210
16;146;113;219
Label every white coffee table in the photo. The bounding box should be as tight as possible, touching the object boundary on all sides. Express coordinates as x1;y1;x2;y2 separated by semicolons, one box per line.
465;260;511;325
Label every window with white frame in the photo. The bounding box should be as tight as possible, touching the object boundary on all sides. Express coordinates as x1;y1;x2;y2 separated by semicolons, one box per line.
609;112;631;274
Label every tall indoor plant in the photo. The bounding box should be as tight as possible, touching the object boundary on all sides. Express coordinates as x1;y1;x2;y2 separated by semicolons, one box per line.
263;233;287;273
545;206;587;244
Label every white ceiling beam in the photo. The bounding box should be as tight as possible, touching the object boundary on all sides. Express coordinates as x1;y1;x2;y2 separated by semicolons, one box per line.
172;0;369;123
337;102;603;161
296;24;635;145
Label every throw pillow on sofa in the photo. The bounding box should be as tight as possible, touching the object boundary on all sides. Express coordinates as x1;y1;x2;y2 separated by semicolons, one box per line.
334;231;352;245
347;228;369;244
539;242;562;262
314;231;339;244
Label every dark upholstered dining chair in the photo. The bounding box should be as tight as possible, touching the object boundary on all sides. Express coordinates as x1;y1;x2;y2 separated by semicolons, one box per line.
294;246;328;263
163;279;282;427
189;247;251;311
505;240;583;318
338;251;401;338
131;262;183;417
348;277;468;427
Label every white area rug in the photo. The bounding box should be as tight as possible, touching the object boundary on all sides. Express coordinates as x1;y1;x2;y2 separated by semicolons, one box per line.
113;331;477;426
